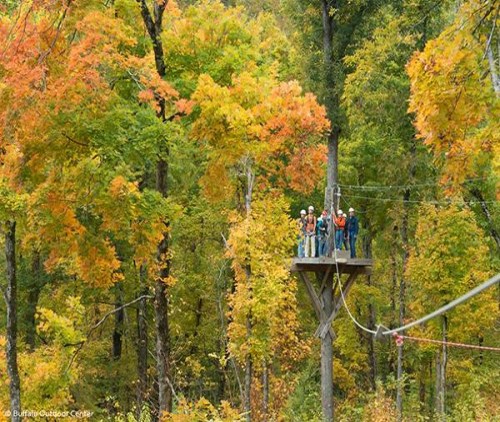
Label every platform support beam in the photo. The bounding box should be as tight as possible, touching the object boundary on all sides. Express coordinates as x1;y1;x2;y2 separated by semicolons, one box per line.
320;269;334;422
293;259;370;422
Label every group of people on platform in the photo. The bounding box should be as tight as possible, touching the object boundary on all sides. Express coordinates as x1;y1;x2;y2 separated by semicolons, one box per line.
297;206;359;259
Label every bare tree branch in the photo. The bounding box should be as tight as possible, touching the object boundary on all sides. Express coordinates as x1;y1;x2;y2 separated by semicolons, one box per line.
65;294;154;373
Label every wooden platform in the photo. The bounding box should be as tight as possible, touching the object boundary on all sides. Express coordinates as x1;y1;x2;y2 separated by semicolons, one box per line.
290;250;373;422
291;254;372;275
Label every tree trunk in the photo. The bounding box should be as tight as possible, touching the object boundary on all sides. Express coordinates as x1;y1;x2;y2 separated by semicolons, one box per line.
396;343;404;421
387;225;399;379
137;264;149;415
435;352;441;419
136;1;172;415
243;162;254;422
435;316;448;419
396;138;416;420
320;271;334;422
419;361;426;414
155;150;172;415
244;263;253;422
244;313;252;422
469;187;500;252
363;228;377;390
113;282;124;360
396;188;410;420
5;221;22;421
25;251;44;351
262;360;269;422
321;0;340;258
486;41;500;95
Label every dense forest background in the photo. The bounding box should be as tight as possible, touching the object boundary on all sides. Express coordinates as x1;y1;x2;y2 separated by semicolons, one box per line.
0;0;498;421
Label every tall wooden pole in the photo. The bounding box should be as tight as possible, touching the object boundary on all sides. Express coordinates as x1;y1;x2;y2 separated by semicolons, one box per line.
320;270;334;422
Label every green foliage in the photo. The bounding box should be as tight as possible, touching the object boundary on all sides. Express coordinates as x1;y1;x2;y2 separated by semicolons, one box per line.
0;0;498;420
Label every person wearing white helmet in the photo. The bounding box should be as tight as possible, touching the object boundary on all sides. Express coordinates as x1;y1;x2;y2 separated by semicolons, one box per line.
346;207;359;258
304;206;317;257
333;209;346;251
297;210;307;257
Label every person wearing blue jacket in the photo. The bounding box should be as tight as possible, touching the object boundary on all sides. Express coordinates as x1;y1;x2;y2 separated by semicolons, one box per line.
346;207;359;258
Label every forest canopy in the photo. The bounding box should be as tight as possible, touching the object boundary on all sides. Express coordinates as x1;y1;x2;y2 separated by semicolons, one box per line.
0;0;498;421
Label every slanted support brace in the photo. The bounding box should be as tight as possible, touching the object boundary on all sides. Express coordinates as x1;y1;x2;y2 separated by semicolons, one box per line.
298;272;336;340
315;269;362;339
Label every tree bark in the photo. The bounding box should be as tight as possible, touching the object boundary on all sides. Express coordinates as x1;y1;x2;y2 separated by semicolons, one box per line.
25;251;44;351
262;360;269;422
244;263;253;422
321;0;339;258
155;217;172;414
435;316;448;419
4;221;22;421
435;352;441;419
242;161;254;422
154;94;172;417
396;185;410;421
486;41;500;96
244;353;252;422
137;264;149;416
363;228;377;390
419;361;426;414
396;139;416;420
112;282;124;360
320;271;334;422
469;187;500;252
136;0;172;415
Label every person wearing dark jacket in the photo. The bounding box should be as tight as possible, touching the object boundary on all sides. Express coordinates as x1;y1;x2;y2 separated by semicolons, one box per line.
346;207;359;258
316;210;329;257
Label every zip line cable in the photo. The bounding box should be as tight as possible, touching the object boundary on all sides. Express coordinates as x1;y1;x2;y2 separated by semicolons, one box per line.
338;177;488;190
325;187;500;345
380;272;500;336
343;194;498;205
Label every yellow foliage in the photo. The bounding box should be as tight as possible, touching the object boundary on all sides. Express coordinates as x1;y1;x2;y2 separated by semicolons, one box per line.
362;386;397;422
161;397;243;422
407;0;499;190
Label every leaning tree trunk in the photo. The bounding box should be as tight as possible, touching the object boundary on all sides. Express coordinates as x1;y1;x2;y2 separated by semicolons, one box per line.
5;221;21;421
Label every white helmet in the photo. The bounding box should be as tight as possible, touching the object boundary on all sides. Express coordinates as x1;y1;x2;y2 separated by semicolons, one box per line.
349;207;355;213
337;209;343;215
300;209;306;215
308;205;314;212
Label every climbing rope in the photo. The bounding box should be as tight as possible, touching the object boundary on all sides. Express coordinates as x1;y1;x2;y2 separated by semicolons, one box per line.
331;225;377;335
